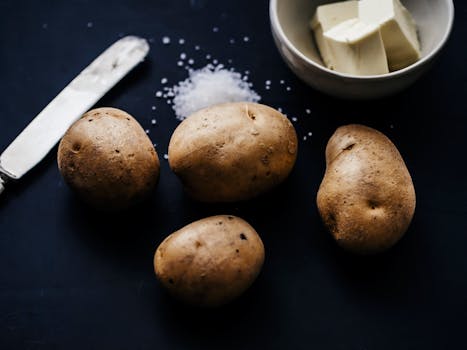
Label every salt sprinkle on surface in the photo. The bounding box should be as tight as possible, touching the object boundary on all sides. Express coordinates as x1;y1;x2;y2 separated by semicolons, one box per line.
162;36;171;45
168;64;261;120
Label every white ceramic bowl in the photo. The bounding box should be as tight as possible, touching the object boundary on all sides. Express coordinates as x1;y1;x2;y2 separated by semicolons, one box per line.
270;0;454;99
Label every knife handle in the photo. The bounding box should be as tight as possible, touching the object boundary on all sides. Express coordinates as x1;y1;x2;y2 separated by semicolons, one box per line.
0;176;5;195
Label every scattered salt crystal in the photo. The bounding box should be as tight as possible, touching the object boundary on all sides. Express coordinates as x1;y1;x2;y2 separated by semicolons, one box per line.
305;109;311;114
153;143;157;148
195;45;201;51
162;36;171;45
303;136;307;141
286;86;292;91
228;59;233;64
155;91;163;98
243;36;250;42
163;154;169;160
292;117;298;122
180;53;187;60
213;27;219;32
179;38;185;45
245;70;250;75
265;80;271;85
206;54;212;60
151;119;157;125
188;59;195;65
308;132;313;136
265;86;270;90
145;129;150;134
280;80;285;85
161;78;168;84
177;61;184;67
390;124;395;129
167;64;261;120
213;59;218;65
229;38;235;44
151;106;156;111
278;108;283;113
87;22;93;28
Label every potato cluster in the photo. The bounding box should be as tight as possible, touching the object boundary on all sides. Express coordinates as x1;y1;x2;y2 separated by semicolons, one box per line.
57;103;416;307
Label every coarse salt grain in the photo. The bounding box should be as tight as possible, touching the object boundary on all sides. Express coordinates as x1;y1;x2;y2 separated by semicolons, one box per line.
151;119;157;125
162;36;171;45
179;38;185;45
161;78;168;84
168;64;261;120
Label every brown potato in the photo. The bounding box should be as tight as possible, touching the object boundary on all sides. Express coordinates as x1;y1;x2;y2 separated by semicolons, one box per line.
57;107;160;210
154;215;265;307
317;124;416;254
168;102;298;202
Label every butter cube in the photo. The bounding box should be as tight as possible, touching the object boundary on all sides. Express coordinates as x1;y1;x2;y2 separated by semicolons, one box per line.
324;19;389;76
310;1;358;69
359;0;421;71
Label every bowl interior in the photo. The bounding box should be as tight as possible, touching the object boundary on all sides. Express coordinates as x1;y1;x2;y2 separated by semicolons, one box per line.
275;0;453;75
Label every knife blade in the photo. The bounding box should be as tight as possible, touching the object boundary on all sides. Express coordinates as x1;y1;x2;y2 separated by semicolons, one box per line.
0;36;149;194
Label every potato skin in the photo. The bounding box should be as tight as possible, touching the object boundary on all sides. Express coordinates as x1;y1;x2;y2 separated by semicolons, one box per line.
317;124;416;254
168;102;298;202
154;215;265;307
57;107;160;210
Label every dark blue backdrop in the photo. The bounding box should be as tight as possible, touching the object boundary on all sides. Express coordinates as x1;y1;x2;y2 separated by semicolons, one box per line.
1;0;466;349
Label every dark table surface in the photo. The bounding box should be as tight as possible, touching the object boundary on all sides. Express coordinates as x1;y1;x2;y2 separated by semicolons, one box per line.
1;0;466;349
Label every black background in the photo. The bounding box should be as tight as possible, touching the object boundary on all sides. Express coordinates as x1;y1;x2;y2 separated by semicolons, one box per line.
1;0;466;349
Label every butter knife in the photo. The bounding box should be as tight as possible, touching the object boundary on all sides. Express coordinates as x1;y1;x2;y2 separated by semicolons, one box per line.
0;36;149;194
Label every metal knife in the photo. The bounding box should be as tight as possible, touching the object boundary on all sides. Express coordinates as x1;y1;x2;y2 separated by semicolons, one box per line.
0;36;149;194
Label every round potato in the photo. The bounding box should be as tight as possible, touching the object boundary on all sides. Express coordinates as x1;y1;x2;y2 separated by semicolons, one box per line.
168;102;298;202
317;124;416;254
154;215;265;307
58;107;160;210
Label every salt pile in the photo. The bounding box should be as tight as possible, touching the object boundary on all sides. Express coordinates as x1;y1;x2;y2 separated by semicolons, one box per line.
167;64;261;120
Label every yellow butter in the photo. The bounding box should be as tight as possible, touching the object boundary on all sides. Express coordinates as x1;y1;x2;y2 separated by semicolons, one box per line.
359;0;421;71
324;18;389;76
310;1;358;69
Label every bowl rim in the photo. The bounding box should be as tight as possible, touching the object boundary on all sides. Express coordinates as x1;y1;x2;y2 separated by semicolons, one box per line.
270;0;455;80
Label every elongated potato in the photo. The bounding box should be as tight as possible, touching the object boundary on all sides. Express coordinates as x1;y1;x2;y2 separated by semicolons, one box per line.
154;215;265;307
168;102;298;202
317;124;416;254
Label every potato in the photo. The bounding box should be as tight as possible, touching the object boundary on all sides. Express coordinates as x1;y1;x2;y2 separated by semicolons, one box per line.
154;215;265;307
57;107;160;210
168;102;298;202
317;124;416;254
